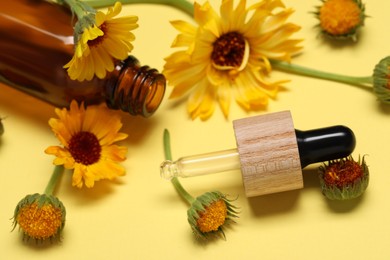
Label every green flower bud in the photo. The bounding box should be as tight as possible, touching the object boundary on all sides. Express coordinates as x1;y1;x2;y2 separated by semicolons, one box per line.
373;56;390;104
319;156;369;200
187;191;239;240
12;193;66;242
314;0;366;41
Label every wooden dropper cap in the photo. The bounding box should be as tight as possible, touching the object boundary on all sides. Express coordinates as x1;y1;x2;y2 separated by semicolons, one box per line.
233;111;355;197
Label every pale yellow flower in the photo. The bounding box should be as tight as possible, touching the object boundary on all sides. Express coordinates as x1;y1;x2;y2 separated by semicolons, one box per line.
163;0;302;120
64;2;138;81
45;100;128;188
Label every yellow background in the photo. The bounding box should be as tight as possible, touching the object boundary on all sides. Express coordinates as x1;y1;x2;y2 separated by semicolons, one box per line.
1;0;389;259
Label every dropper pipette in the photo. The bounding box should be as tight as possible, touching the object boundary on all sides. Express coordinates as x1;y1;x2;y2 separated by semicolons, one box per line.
160;111;355;197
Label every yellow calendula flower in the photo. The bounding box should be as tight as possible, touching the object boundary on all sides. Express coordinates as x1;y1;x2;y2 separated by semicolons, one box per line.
45;100;128;188
163;0;302;120
64;2;138;81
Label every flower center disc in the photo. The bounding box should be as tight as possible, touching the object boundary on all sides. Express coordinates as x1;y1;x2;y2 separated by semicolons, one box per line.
196;200;227;233
211;32;248;71
17;203;63;240
88;23;107;48
319;0;362;35
324;160;363;188
69;131;101;165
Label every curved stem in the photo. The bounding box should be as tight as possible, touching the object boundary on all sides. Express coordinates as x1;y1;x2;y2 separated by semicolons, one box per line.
163;129;195;204
44;165;65;196
84;0;194;17
271;60;373;88
64;0;88;19
171;177;196;204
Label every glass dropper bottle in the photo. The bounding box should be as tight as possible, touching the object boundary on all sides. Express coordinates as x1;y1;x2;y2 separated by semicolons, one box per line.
0;0;165;117
160;111;356;197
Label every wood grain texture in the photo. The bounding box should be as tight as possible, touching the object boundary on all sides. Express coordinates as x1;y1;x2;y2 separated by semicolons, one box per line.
233;111;303;197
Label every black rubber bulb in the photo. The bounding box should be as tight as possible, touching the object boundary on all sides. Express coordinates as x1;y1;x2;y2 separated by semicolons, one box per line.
295;125;356;168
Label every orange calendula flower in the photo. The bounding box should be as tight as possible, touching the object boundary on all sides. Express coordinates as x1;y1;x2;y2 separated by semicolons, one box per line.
315;0;366;41
163;0;302;120
64;2;138;81
12;194;66;242
45;100;128;188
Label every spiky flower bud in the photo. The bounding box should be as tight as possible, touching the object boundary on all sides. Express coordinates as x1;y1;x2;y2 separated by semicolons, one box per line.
187;191;239;240
314;0;366;41
12;193;66;242
373;56;390;104
319;156;369;200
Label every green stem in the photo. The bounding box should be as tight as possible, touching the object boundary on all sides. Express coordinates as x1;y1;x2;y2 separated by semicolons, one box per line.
163;129;195;204
84;0;194;17
63;0;89;19
171;177;196;204
44;165;65;196
271;60;373;88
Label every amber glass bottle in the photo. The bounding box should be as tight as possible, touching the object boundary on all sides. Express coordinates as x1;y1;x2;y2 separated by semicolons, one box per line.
0;0;166;117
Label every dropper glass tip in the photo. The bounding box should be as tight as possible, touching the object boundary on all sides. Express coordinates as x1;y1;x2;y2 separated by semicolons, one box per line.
159;149;241;180
160;160;176;180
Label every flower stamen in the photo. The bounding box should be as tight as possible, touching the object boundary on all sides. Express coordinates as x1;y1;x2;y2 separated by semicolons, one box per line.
211;32;249;73
88;23;107;48
17;203;63;240
68;131;101;165
12;193;66;242
323;158;363;188
196;199;227;233
319;156;369;200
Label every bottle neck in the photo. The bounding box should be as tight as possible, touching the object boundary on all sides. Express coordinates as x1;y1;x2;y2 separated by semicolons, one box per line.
104;56;166;117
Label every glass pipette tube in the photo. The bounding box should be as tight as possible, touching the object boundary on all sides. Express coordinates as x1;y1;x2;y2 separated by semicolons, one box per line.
160;125;357;181
160;110;357;197
160;148;241;180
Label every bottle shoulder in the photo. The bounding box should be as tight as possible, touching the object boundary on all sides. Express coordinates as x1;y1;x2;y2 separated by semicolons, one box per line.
0;0;74;53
